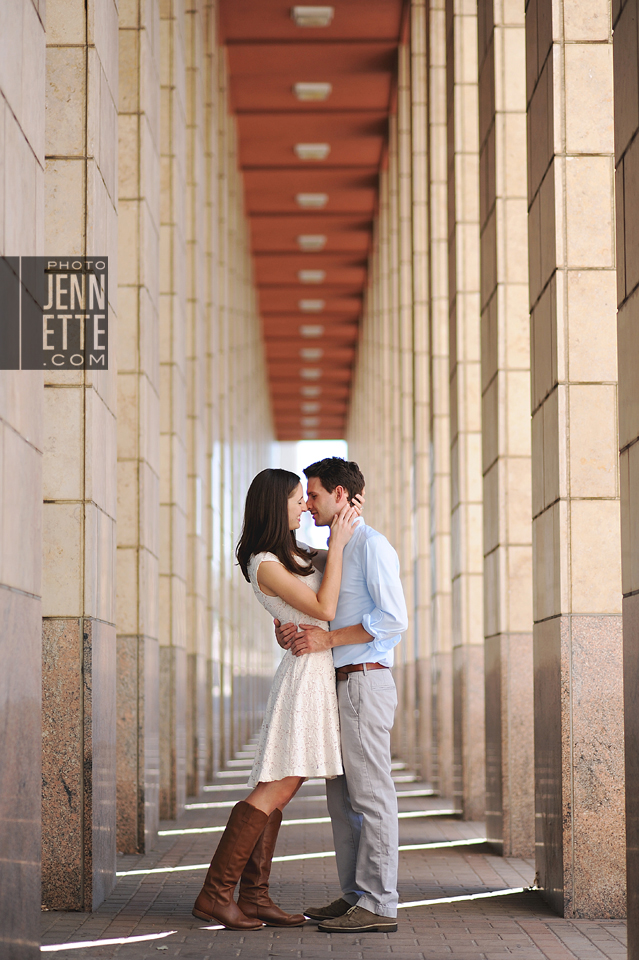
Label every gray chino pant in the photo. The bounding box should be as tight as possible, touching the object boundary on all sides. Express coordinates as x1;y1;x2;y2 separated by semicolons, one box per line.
325;667;399;918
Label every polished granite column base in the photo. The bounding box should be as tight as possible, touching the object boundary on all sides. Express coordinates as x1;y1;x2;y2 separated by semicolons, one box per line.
431;649;454;798
485;632;534;857
206;656;220;780
42;618;116;911
116;635;159;853
159;645;186;819
187;652;207;797
417;655;432;783
453;643;485;820
0;587;41;959
534;614;625;919
624;594;639;952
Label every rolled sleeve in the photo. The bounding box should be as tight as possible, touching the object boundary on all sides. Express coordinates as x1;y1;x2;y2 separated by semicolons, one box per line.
360;536;408;648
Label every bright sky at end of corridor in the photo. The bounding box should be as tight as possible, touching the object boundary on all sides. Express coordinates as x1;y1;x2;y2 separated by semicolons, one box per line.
275;439;348;550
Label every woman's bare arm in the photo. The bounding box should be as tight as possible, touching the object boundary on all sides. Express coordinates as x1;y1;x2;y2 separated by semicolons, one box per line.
257;505;357;620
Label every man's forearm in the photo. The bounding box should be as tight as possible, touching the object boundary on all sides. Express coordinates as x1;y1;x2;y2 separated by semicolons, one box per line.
328;623;373;647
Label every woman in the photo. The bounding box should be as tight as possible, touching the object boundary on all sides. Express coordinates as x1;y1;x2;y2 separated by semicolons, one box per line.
192;468;357;931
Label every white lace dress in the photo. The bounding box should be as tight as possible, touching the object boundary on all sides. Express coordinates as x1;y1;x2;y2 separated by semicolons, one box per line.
246;552;343;787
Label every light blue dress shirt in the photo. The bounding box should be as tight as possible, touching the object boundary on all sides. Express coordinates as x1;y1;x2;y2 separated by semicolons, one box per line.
329;518;408;668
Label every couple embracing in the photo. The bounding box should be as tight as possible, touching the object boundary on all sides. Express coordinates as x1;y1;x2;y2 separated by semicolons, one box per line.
192;457;408;933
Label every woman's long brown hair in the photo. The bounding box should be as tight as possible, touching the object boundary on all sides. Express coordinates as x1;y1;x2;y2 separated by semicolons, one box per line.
236;468;317;582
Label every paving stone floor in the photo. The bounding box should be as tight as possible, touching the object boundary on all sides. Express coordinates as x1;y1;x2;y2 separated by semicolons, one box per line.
41;746;627;960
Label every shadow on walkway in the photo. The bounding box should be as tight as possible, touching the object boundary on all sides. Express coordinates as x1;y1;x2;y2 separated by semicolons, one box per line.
41;745;627;959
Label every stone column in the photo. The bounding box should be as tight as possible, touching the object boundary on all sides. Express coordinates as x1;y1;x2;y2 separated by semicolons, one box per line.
203;0;220;779
446;0;485;819
42;0;118;909
0;1;45;952
411;0;433;782
185;0;208;797
614;0;639;946
477;0;534;856
526;0;625;917
398;43;418;769
428;0;454;801
116;0;161;854
158;0;187;818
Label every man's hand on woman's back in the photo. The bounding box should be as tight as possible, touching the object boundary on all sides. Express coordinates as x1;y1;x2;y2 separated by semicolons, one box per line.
274;618;301;649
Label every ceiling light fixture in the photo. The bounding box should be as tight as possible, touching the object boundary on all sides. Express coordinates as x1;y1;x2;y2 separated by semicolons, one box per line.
300;367;322;380
297;235;327;251
301;417;320;428
301;385;321;397
301;401;321;413
302;430;319;439
300;348;324;360
291;6;335;28
294;82;332;102
296;193;328;209
294;143;330;161
299;299;325;312
299;324;324;338
298;269;326;284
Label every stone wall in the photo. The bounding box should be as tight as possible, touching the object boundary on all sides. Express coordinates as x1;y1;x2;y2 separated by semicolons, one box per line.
0;1;45;953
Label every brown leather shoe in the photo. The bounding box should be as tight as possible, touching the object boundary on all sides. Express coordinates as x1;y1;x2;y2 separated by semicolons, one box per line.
304;897;352;921
237;809;306;927
192;801;268;930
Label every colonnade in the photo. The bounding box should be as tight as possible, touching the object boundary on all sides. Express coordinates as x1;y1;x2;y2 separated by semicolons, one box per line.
1;0;274;950
349;0;632;925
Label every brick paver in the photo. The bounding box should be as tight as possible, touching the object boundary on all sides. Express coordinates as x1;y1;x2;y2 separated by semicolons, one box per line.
41;747;627;960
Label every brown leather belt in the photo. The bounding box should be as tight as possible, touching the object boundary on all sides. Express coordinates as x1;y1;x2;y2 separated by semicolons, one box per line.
335;662;389;681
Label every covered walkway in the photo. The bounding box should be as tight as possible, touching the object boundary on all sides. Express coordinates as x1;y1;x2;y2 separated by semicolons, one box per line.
4;0;639;958
40;745;624;960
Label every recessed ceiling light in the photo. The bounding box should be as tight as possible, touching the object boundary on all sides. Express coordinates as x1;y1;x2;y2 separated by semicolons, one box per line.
301;416;320;428
298;269;326;284
301;401;321;413
294;82;332;102
297;234;327;251
296;193;328;209
294;143;331;161
300;367;322;379
301;385;321;397
299;324;324;338
291;6;334;28
300;347;324;360
299;299;325;312
302;430;319;439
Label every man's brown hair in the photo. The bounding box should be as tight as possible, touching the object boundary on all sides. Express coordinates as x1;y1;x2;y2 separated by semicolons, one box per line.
303;457;365;503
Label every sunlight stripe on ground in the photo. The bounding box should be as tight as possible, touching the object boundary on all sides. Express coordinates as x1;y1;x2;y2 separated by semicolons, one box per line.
116;838;488;876
185;787;434;810
41;931;177;952
158;809;459;836
397;886;529;908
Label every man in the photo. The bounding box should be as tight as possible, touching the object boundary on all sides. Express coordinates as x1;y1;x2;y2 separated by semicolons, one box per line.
275;457;408;933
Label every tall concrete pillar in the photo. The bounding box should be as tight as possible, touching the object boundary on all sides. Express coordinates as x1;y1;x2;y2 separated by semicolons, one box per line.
0;1;45;952
185;0;209;797
42;0;118;909
477;0;534;856
427;0;454;800
116;0;161;854
397;44;418;769
411;0;433;782
203;0;219;780
614;0;639;946
526;0;625;917
158;0;188;818
445;0;485;819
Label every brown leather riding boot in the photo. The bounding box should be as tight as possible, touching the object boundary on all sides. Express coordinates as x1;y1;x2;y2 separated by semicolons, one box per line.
237;809;306;927
192;801;268;929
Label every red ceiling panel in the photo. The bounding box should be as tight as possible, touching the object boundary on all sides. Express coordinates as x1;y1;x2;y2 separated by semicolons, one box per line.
220;0;402;439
